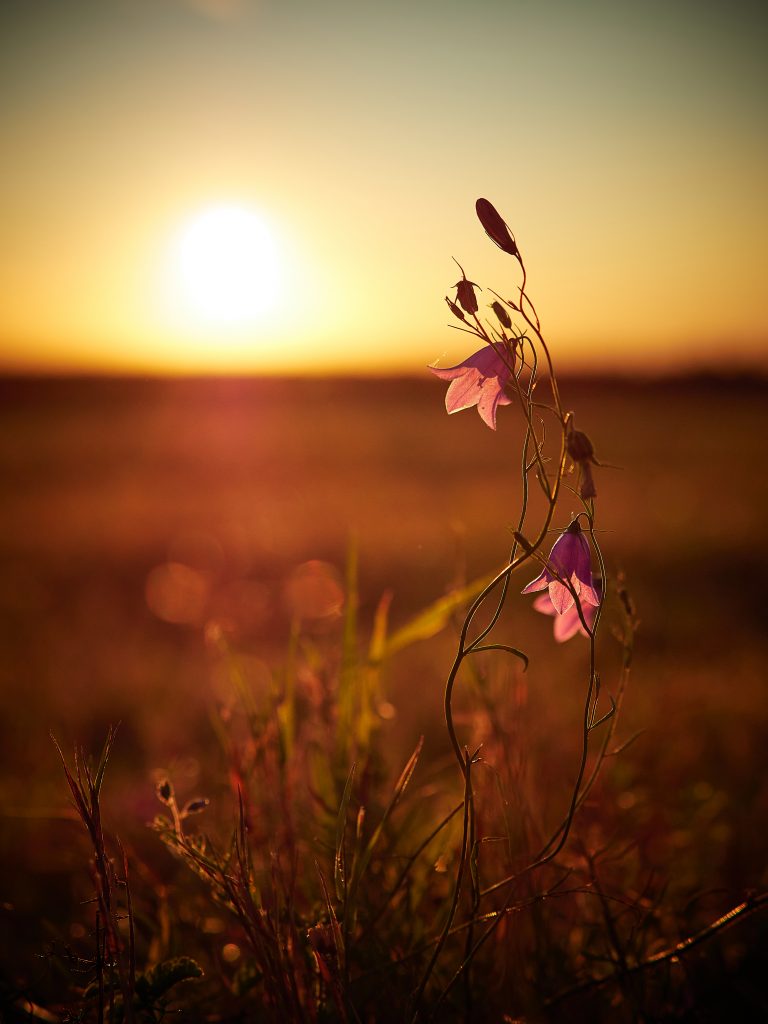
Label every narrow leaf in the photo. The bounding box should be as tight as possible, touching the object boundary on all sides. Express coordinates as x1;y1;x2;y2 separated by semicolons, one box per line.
334;763;356;902
379;573;495;660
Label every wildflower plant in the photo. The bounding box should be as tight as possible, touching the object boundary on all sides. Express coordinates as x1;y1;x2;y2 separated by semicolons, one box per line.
419;197;633;1015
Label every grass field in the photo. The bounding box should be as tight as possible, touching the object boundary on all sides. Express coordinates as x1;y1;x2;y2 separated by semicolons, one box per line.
1;373;767;1020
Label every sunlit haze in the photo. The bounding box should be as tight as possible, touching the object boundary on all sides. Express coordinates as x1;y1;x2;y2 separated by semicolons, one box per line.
1;0;766;375
167;204;281;328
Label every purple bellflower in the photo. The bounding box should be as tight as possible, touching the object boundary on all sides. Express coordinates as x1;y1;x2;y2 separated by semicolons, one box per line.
429;343;513;430
521;520;599;615
533;579;602;642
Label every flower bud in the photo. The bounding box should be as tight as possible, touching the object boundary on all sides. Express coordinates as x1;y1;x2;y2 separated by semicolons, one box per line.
566;429;598;500
156;779;174;804
566;429;595;463
491;300;512;328
579;462;597;500
475;198;518;256
454;275;480;315
182;797;210;817
445;296;465;321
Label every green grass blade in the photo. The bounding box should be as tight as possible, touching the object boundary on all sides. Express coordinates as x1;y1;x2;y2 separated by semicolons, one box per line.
334;763;356;902
379;573;495;660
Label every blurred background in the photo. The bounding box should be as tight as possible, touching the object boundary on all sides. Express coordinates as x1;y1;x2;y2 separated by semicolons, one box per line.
1;0;767;1006
2;374;767;967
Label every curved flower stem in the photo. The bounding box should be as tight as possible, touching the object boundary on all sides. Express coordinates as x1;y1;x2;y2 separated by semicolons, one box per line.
464;337;540;653
444;401;571;773
479;613;602;901
433;669;597;1014
410;748;473;1022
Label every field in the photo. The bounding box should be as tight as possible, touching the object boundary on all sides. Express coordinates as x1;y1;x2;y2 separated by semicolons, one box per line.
1;373;767;1021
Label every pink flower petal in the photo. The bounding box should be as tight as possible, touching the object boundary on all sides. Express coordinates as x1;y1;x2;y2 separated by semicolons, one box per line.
444;371;486;414
532;593;554;614
476;378;508;429
429;363;466;382
553;608;582;642
521;571;549;595
429;343;513;429
577;581;600;607
548;580;575;615
532;576;601;643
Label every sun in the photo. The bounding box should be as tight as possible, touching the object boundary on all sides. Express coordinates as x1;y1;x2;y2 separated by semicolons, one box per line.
168;203;281;328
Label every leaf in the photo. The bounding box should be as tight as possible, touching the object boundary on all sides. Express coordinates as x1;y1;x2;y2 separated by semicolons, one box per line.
378;573;495;660
334;763;356;902
93;723;119;797
367;589;393;664
336;537;360;758
347;738;423;905
468;643;529;671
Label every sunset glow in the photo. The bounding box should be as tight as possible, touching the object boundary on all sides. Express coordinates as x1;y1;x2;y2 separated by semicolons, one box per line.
0;2;766;375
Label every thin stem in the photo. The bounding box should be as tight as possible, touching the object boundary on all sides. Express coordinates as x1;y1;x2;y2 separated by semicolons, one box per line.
410;751;473;1022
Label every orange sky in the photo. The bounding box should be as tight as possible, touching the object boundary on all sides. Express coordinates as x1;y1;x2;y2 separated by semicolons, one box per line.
1;0;766;375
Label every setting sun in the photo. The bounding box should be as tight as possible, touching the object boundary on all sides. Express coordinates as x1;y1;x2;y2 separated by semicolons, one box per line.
167;204;281;329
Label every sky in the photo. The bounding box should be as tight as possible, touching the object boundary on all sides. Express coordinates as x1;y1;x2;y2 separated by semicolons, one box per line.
1;0;766;375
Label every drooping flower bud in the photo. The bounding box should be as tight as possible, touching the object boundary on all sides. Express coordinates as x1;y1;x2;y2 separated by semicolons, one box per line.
491;300;512;329
567;428;598;500
578;462;597;501
445;296;465;321
476;198;518;256
566;429;595;463
453;268;480;315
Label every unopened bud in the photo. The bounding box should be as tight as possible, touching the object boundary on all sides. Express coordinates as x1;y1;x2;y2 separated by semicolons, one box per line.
445;296;465;321
567;429;599;500
579;462;597;500
454;276;479;315
491;300;512;328
182;797;210;817
475;198;518;256
566;429;595;463
156;779;173;805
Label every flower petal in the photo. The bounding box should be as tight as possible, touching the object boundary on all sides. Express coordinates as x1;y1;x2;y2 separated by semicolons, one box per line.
429;363;469;381
443;371;485;414
431;344;515;427
576;579;601;607
553;607;582;642
532;592;555;616
548;580;575;615
476;378;507;429
532;576;601;643
521;570;549;595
